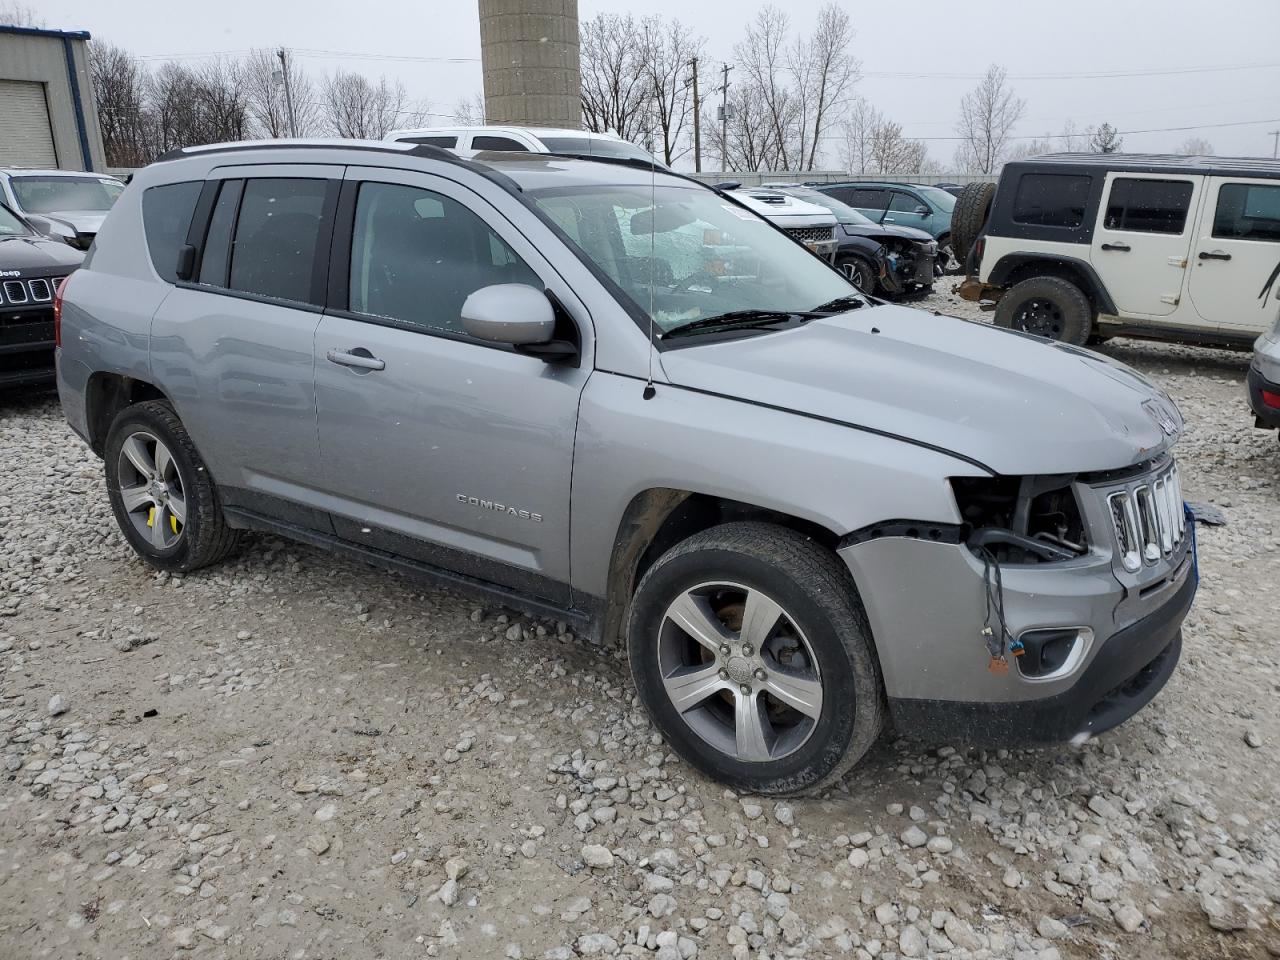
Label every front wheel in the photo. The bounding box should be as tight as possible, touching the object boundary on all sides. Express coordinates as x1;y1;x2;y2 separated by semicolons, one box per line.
993;276;1093;346
627;523;884;796
838;256;877;294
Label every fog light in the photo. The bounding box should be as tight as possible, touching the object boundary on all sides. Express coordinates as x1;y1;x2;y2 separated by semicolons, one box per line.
1015;627;1093;681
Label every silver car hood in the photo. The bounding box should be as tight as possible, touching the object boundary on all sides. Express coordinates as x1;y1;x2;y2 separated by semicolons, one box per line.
44;210;107;235
659;305;1181;475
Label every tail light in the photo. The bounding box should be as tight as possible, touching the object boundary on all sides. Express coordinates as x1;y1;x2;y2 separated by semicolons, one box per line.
54;275;71;348
1262;389;1280;410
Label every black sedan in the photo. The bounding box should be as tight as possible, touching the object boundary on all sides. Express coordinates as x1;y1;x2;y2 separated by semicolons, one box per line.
765;184;938;298
0;203;83;389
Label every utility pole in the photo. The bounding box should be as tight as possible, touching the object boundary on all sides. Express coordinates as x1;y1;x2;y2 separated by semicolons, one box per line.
277;48;298;138
688;57;701;173
719;63;732;171
1271;129;1280;159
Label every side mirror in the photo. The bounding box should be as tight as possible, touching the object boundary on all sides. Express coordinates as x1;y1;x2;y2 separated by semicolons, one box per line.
914;204;930;216
462;284;555;345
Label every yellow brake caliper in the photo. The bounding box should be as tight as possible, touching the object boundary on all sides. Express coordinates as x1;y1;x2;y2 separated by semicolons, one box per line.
146;507;181;535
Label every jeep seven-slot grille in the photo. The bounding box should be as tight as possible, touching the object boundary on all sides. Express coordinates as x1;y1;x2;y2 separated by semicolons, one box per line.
784;226;835;244
1106;463;1183;572
0;277;63;306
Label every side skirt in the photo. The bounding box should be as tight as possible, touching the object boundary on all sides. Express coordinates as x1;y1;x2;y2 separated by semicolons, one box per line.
223;506;597;635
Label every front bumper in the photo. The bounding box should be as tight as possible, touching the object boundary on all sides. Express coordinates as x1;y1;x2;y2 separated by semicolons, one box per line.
889;569;1193;744
839;508;1196;746
1246;363;1280;429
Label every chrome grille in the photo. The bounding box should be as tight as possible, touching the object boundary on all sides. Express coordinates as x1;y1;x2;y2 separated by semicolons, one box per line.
1106;463;1183;572
784;226;835;244
0;277;65;307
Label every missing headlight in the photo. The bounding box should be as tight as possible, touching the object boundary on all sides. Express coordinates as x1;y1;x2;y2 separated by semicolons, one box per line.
952;475;1088;563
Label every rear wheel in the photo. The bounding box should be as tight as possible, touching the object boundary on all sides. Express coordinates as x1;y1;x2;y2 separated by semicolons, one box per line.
994;275;1093;346
104;400;240;572
627;522;883;796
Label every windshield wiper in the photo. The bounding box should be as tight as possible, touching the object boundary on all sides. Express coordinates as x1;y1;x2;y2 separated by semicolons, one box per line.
809;295;866;315
663;309;822;340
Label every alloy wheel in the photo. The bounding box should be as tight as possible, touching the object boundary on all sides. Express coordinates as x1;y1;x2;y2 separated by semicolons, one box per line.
1012;297;1065;339
116;431;187;550
656;582;823;762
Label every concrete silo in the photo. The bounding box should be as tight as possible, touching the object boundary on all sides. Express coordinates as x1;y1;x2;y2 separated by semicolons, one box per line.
477;0;581;129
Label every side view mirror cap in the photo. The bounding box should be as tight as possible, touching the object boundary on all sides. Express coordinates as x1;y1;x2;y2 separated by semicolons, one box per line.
461;284;555;346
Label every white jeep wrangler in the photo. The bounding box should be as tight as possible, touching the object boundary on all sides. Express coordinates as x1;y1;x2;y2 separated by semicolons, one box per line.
953;154;1280;348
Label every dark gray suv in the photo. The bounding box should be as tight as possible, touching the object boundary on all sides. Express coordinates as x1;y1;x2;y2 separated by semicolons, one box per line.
56;140;1196;794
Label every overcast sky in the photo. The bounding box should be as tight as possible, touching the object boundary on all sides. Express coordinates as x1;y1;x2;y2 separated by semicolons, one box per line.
44;0;1280;168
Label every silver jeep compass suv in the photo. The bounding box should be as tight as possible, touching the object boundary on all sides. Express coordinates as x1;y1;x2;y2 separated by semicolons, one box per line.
56;140;1196;795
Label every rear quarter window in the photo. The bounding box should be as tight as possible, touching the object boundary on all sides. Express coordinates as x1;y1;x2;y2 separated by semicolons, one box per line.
141;181;202;282
1012;174;1091;228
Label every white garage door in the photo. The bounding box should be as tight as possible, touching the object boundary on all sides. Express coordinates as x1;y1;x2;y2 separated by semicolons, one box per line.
0;80;58;168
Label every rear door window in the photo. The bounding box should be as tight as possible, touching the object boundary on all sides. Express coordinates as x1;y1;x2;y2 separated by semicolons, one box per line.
1012;174;1091;228
1104;178;1194;234
226;178;329;304
850;188;888;209
399;135;458;148
1212;182;1280;242
471;135;530;152
142;181;202;282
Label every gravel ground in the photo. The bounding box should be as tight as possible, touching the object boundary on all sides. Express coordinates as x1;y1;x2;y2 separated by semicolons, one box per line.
1;291;1278;960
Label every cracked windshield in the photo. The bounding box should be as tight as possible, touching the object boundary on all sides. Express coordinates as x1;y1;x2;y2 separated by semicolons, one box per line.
533;184;853;333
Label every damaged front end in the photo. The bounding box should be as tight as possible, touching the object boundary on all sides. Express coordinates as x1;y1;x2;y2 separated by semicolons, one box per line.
877;237;939;298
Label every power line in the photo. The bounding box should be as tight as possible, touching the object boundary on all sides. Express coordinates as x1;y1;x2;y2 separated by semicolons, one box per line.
860;60;1280;81
818;116;1280;142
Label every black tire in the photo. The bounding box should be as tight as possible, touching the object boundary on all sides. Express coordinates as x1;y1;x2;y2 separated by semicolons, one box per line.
627;522;884;796
993;275;1093;346
104;400;240;572
838;255;877;294
951;182;995;268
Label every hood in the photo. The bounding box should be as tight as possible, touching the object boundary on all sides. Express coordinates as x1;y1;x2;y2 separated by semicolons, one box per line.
0;234;85;273
735;191;837;228
659;305;1181;475
840;222;934;244
41;210;107;235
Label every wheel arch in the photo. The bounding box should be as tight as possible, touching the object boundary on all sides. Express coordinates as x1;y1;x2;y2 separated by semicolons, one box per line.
988;253;1116;316
598;488;848;650
85;373;173;457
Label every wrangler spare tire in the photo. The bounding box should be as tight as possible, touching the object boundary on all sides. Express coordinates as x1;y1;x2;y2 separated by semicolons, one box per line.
951;181;996;268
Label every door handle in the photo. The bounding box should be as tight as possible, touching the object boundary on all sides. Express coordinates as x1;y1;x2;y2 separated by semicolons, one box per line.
883;217;896;223
1198;250;1232;262
1100;242;1131;252
327;348;385;371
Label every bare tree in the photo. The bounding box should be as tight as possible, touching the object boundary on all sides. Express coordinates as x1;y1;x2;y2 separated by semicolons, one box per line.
0;2;40;26
1059;119;1088;152
243;49;320;138
321;70;410;139
1089;122;1123;154
706;83;775;172
580;14;654;144
89;42;152;167
789;3;858;170
147;59;250;153
453;92;486;125
840;100;929;174
1176;136;1214;156
735;6;797;169
642;17;703;166
954;64;1025;173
